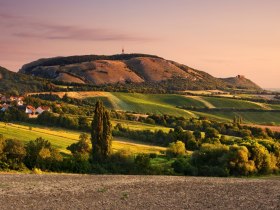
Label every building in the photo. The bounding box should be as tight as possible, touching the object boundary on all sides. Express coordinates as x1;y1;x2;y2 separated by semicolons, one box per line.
0;104;10;112
25;105;36;115
35;106;51;114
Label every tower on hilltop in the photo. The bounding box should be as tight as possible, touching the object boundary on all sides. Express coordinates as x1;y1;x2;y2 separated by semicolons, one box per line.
122;47;124;54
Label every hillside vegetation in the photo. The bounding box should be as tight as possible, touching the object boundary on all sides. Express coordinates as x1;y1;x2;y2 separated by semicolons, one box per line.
41;91;280;124
221;76;261;90
0;66;50;94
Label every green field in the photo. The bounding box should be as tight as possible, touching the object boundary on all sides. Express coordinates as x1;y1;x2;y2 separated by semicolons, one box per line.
0;122;166;154
112;119;172;133
268;104;280;110
201;97;263;109
195;111;280;125
87;93;205;117
42;91;280;125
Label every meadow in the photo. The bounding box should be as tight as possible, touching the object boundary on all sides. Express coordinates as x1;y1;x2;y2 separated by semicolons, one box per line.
88;93;204;117
201;97;263;109
34;91;280;125
195;111;280;125
0;122;166;154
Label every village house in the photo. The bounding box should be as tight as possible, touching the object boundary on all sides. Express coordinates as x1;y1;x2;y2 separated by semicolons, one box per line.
35;106;51;114
1;96;7;103
25;105;36;115
0;103;10;112
16;97;24;106
0;94;51;118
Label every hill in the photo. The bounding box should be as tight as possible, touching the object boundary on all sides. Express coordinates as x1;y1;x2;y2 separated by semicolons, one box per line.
221;75;261;90
19;54;261;91
0;66;51;94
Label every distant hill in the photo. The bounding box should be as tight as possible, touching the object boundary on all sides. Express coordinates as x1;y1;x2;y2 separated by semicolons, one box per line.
19;54;262;91
221;75;261;90
0;66;51;94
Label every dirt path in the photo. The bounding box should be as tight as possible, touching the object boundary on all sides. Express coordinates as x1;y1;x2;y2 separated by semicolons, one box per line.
183;109;197;118
187;96;216;108
247;101;272;110
0;174;279;210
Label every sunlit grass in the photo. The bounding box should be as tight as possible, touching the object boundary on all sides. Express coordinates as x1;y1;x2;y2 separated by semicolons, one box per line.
0;122;166;154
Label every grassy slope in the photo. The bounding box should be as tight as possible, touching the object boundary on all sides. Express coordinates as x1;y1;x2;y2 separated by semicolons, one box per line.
88;93;205;117
0;122;166;154
201;97;263;109
268;104;280;110
112;119;172;133
195;111;280;125
36;91;280;124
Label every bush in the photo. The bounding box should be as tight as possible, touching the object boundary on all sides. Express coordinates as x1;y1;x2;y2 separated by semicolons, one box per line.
172;158;194;175
32;167;43;174
249;143;278;174
134;154;151;174
227;145;256;176
166;141;186;157
191;144;229;177
24;137;62;171
1;139;26;170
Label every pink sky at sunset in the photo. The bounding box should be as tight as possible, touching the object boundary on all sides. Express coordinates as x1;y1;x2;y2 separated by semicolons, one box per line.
0;0;280;88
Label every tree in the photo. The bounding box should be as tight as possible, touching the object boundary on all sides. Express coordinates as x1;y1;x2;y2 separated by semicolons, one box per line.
67;133;91;158
1;139;26;169
193;130;202;140
205;128;219;139
24;137;62;170
91;101;112;161
250;143;276;174
227;145;256;175
166;141;186;157
78;116;89;130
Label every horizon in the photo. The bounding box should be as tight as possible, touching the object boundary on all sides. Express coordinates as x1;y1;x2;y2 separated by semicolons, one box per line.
1;0;280;88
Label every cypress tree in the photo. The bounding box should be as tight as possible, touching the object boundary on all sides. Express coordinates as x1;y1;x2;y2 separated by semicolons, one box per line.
91;101;112;161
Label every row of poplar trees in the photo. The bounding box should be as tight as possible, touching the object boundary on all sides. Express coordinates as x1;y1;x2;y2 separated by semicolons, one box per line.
91;101;112;161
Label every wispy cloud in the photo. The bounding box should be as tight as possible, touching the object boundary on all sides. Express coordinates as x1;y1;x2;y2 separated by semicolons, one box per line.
0;13;152;42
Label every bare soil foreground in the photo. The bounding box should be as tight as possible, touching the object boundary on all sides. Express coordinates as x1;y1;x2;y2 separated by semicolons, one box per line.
0;174;279;210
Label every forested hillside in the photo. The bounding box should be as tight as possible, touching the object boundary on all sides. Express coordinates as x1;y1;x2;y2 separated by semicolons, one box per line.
0;66;51;94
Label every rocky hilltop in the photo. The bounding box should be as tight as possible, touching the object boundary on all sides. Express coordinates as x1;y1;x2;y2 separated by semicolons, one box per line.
221;75;261;90
19;54;261;90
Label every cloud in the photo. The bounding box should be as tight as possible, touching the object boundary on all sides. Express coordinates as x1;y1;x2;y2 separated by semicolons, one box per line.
0;13;152;42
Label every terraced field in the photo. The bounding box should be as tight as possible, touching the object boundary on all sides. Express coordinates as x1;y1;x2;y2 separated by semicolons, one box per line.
0;122;166;154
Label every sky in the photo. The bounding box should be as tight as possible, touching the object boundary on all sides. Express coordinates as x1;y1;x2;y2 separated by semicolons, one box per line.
0;0;280;88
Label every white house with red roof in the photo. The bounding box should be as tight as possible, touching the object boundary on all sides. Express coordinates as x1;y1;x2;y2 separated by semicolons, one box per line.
35;106;51;114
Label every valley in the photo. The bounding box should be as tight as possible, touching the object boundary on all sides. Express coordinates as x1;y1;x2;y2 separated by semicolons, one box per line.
1;54;280;178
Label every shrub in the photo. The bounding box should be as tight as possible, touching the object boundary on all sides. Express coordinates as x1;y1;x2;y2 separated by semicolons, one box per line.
134;154;151;174
166;141;186;157
2;139;26;170
24;137;62;171
172;157;194;175
191;144;229;177
227;145;256;176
